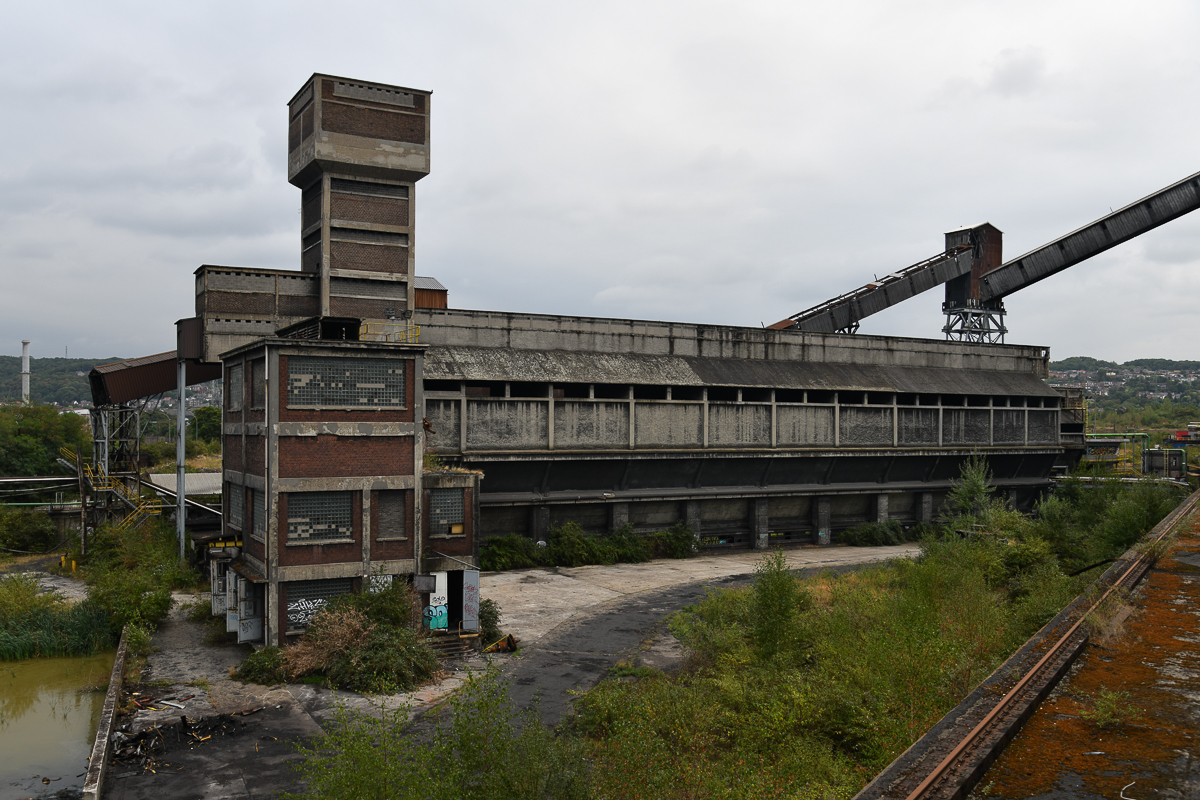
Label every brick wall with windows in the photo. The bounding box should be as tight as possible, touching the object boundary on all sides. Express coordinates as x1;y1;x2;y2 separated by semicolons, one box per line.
371;489;414;560
245;436;266;475
278;491;363;567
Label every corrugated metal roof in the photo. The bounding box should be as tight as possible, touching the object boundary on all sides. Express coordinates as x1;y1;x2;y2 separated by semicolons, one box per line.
422;346;1059;397
414;276;446;291
147;473;223;495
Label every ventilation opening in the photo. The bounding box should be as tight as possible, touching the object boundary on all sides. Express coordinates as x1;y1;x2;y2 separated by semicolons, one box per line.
672;386;704;401
896;393;918;406
808;390;835;404
423;379;459;393
593;384;629;400
743;388;772;403
776;388;805;403
633;385;668;400
708;386;738;402
867;392;893;405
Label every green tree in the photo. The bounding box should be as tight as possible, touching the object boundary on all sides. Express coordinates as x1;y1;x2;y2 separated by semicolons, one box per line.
192;406;222;442
0;403;89;476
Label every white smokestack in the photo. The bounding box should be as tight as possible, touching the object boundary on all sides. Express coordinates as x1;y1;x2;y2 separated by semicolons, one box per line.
20;340;30;404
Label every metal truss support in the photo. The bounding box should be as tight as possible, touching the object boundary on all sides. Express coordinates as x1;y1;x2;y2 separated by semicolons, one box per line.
942;301;1007;344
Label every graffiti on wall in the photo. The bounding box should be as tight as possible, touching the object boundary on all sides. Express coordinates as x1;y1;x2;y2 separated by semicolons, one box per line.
424;603;448;629
287;597;328;629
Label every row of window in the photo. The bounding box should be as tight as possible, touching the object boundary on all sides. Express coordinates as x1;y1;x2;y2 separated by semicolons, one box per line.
226;486;463;541
423;380;1061;408
226;356;408;411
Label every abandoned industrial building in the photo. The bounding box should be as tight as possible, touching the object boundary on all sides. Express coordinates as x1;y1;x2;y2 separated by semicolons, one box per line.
82;73;1200;646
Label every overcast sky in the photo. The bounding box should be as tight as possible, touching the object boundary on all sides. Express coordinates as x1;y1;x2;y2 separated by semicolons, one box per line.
2;1;1199;364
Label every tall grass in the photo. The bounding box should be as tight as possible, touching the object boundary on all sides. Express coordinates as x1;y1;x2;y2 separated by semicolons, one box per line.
0;573;116;659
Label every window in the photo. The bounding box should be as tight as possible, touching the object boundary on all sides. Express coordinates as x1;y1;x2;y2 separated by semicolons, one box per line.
250;360;266;410
376;490;406;539
287;492;353;542
429;488;464;535
252;490;266;539
227;365;243;411
287;578;353;629
287;356;406;408
228;484;243;530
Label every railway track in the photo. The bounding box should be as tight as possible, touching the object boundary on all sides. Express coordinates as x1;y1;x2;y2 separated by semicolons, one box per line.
856;486;1200;800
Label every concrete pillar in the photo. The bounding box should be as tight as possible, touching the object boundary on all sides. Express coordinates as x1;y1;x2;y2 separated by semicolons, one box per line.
531;506;550;542
875;494;889;524
919;492;934;524
1008;488;1019;509
685;500;701;534
752;498;770;550
610;502;630;531
814;496;831;546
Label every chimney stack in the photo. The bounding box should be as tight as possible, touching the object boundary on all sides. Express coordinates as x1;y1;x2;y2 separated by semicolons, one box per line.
20;340;30;403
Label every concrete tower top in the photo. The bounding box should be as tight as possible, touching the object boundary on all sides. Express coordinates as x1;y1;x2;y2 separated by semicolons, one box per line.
287;73;431;188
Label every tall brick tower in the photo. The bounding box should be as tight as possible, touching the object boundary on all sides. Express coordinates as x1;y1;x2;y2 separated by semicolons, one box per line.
287;74;431;320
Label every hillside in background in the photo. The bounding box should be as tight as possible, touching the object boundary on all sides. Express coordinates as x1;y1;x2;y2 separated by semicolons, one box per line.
0;356;127;406
1051;356;1200;372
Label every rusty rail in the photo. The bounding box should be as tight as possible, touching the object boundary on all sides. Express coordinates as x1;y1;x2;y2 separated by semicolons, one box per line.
858;485;1200;800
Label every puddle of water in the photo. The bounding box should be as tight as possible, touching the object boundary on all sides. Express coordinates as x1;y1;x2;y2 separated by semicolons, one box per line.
0;652;115;800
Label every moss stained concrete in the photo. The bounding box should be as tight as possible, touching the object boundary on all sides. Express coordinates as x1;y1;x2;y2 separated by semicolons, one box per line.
973;520;1200;799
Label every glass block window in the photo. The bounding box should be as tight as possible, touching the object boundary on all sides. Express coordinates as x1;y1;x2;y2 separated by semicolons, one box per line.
250;360;266;409
227;365;243;411
287;356;406;408
377;490;406;539
287;492;353;542
227;484;243;530
252;489;266;539
286;578;353;629
429;488;464;532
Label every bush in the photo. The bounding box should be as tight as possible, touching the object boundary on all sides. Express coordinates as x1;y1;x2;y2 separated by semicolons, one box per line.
479;597;502;644
751;549;812;660
605;525;650;563
237;582;440;694
236;646;289;684
840;520;906;546
288;666;591;800
547;522;616;567
481;534;544;571
646;522;697;559
0;508;60;554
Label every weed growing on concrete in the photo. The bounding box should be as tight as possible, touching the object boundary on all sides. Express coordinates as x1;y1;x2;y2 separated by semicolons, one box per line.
478;597;502;644
1079;686;1136;729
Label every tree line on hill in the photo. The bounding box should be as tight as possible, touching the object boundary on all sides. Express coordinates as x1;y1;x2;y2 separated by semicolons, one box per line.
0;356;127;406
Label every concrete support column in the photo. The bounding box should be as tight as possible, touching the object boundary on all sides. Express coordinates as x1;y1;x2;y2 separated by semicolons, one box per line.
531;506;550;542
814;496;831;546
610;502;630;531
685;500;701;534
752;498;770;550
875;494;889;524
919;492;934;524
1008;488;1019;509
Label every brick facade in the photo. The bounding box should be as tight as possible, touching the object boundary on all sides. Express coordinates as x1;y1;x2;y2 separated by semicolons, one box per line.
279;435;413;478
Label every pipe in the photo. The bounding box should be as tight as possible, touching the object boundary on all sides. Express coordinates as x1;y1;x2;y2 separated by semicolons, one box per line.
20;340;30;404
177;358;187;561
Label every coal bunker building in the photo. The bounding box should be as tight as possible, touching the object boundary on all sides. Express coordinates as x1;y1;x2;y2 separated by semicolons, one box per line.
122;73;1065;647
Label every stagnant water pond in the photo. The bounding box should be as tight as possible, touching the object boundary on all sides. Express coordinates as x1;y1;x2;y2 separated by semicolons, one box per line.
0;652;115;800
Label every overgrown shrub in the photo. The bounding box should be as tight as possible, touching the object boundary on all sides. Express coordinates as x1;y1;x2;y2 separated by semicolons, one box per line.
547;522;615;567
237;582;439;694
236;645;289;684
646;522;697;559
287;666;591;800
840;520;906;546
0;573;116;659
482;522;693;572
0;508;59;554
479;597;502;644
480;534;543;571
605;525;650;563
751;549;812;660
